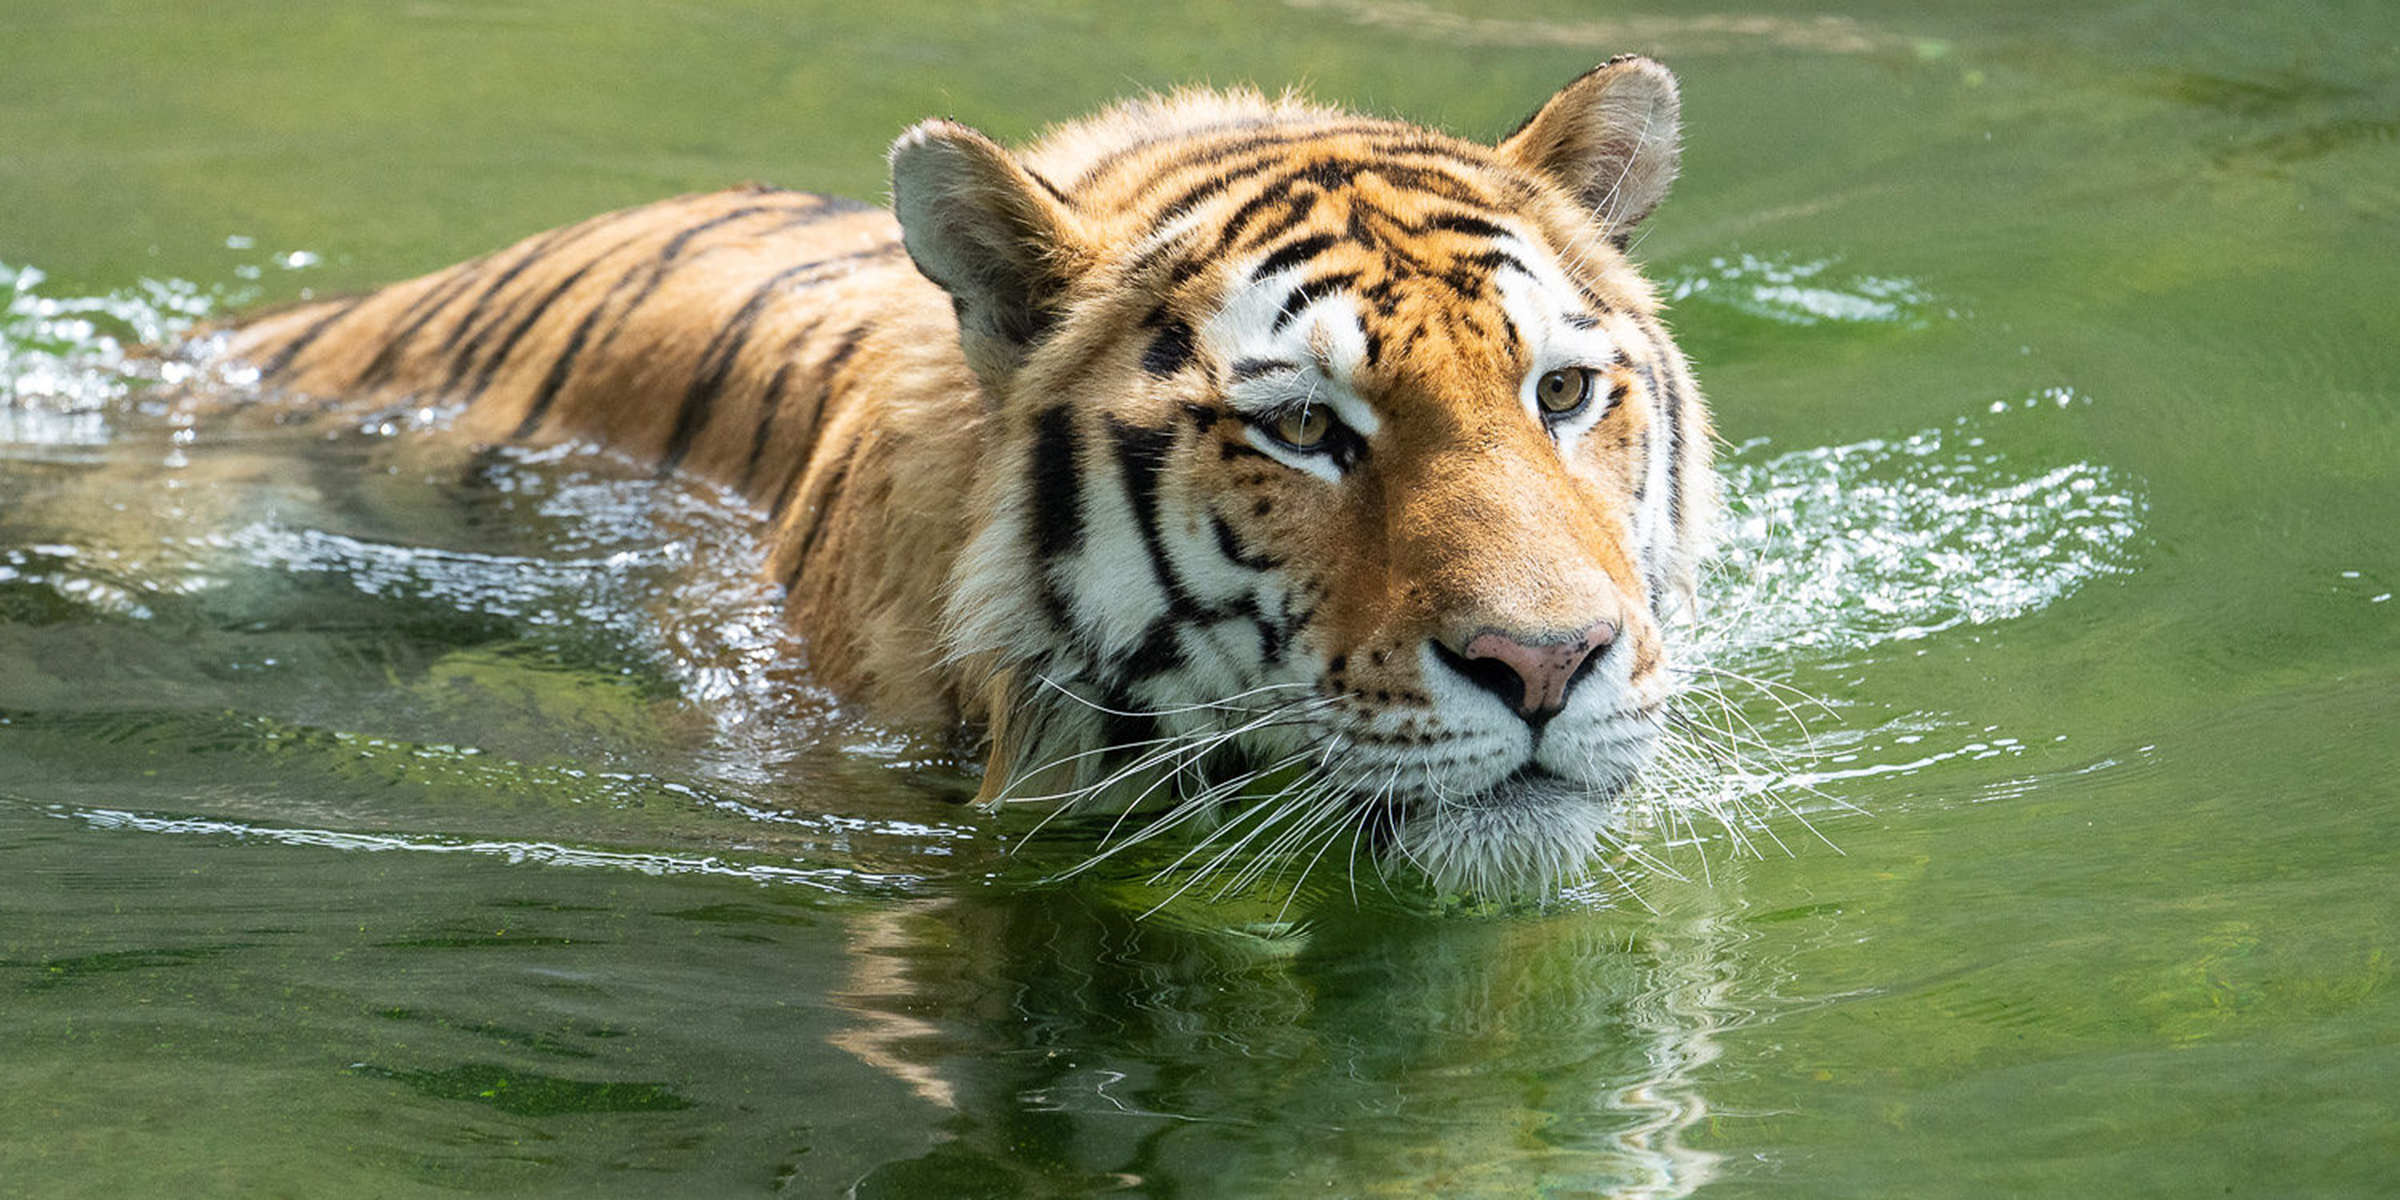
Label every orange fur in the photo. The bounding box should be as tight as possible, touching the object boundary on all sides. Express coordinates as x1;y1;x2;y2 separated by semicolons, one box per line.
213;59;1719;891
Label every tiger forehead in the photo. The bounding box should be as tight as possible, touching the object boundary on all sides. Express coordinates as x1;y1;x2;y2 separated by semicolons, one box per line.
1158;160;1550;288
1190;188;1614;383
1087;138;1614;319
1052;114;1528;221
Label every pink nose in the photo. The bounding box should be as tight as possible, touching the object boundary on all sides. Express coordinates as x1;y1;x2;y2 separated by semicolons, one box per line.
1457;621;1616;721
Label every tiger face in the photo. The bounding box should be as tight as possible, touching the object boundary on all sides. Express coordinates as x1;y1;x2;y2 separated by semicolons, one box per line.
904;58;1716;894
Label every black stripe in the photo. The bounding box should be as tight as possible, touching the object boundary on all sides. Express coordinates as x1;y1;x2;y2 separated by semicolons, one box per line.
1228;169;1503;260
1345;205;1381;252
1636;326;1687;600
1025;167;1073;209
1423;212;1510;240
1172;153;1491;247
1028;406;1084;629
657;245;895;472
256;295;368;380
1273;271;1361;331
1073;120;1400;190
1139;310;1195;378
1358;277;1402;317
1358;137;1506;173
1028;405;1084;560
429;223;588;359
741;360;801;494
1456;248;1533;280
455;230;657;402
1434;267;1488;302
1233;190;1322;252
1228;357;1294;382
513;204;859;438
350;262;492;389
1107;416;1198;614
584;201;819;362
1653;332;1688;550
756;321;869;503
1253;614;1288;665
1250;232;1340;281
1209;512;1278;571
1112;618;1188;688
1215;177;1310;253
781;440;859;595
1265;600;1310;668
1157;158;1287;225
513;263;646;438
737;317;822;491
434;240;602;394
763;321;871;521
1633;361;1666;600
449;258;603;398
1096;706;1157;756
658;259;822;473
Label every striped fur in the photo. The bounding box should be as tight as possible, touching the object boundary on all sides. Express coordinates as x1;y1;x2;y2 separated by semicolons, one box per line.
214;57;1719;896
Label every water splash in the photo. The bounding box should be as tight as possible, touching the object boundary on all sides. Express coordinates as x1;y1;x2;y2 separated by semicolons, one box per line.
1622;390;2146;873
0;259;255;423
1704;395;2144;664
1664;253;1933;327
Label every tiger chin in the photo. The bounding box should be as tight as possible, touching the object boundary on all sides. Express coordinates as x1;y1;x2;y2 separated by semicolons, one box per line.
212;57;1718;900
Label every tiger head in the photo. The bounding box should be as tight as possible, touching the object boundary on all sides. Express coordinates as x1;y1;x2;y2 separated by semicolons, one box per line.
893;58;1716;896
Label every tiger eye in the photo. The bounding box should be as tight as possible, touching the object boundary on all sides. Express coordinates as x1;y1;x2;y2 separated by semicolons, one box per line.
1536;367;1592;415
1274;405;1332;448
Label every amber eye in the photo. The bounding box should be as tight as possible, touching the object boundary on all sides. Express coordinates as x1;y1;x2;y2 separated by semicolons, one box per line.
1272;404;1332;449
1536;367;1594;417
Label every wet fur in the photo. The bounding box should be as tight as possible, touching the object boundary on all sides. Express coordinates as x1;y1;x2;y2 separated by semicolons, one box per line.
214;58;1718;896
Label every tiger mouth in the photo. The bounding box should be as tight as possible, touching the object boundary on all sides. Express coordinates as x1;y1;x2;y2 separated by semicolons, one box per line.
1493;763;1616;802
1364;762;1627;818
1454;763;1625;810
1368;762;1635;895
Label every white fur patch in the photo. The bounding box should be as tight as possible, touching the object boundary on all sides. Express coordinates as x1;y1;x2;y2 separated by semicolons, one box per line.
1489;252;1620;453
1202;252;1385;483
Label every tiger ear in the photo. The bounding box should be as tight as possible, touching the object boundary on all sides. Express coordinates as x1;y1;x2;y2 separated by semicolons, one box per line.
1498;56;1682;234
890;120;1089;387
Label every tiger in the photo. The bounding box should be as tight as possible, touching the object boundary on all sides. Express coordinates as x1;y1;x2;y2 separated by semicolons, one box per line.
209;56;1717;897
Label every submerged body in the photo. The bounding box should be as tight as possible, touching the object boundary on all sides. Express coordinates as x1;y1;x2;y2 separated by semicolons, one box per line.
221;58;1718;894
231;189;976;719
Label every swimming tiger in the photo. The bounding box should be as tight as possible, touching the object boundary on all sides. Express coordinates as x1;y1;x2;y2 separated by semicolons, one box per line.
211;56;1717;896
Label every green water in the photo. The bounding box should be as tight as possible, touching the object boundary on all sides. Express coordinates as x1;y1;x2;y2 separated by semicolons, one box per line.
4;1;2397;1196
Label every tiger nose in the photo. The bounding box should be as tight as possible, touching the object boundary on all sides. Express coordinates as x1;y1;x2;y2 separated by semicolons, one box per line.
1435;621;1617;725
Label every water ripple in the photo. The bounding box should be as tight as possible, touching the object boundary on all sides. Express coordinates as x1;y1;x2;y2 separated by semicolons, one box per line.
1665;253;1935;328
1704;393;2144;665
41;801;925;895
